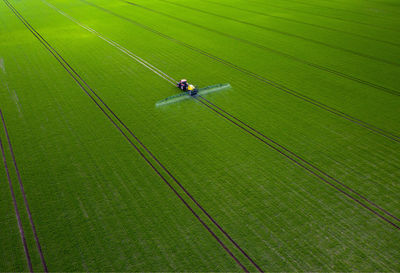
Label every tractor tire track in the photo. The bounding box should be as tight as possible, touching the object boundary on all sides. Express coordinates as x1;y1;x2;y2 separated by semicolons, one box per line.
195;97;400;230
197;96;400;223
47;1;400;230
0;110;48;272
4;1;261;271
124;0;400;97
202;0;400;48
78;0;400;143
157;0;400;67
0;109;33;273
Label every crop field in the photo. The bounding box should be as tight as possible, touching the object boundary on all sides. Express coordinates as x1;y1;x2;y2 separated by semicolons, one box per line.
1;0;400;271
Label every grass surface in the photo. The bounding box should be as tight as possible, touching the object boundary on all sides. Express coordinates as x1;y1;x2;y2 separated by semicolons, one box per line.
0;0;399;271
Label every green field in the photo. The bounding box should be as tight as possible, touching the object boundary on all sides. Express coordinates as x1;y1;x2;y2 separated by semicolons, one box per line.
1;0;399;271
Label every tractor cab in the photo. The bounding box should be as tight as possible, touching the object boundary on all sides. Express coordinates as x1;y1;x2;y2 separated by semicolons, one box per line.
177;79;198;96
177;79;188;91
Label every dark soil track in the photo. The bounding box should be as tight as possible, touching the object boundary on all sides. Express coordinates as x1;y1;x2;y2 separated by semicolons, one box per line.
196;96;400;229
0;110;48;272
0;110;33;272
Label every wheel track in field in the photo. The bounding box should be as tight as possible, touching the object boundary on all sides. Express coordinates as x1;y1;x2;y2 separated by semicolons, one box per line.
196;96;400;227
4;1;261;271
123;0;400;97
249;0;400;33
0;109;33;272
43;1;400;230
156;0;400;67
202;0;400;48
79;0;400;142
0;110;48;272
